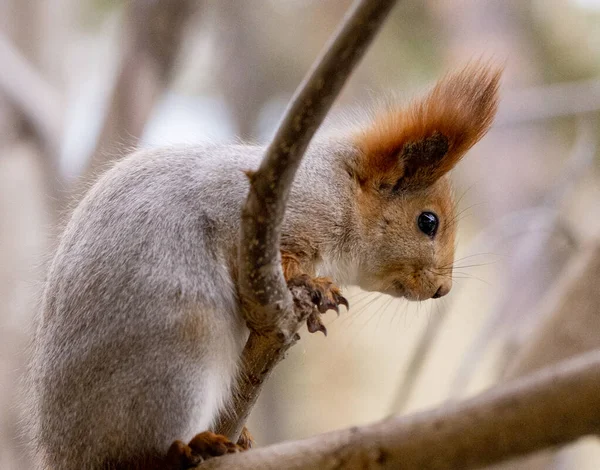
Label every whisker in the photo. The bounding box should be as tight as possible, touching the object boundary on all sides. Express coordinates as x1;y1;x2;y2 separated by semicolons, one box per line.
392;297;411;330
451;261;498;269
342;293;384;327
453;185;474;211
374;296;395;332
443;202;486;233
439;252;498;268
346;290;377;312
359;295;394;330
454;252;499;263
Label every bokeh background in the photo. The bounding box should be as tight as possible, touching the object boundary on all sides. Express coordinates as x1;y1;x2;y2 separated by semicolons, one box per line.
1;0;600;468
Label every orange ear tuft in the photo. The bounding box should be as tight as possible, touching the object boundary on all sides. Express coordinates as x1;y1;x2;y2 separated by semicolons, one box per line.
352;62;501;190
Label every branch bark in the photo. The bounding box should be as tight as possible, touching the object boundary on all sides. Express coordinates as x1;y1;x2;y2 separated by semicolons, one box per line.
203;350;600;469
213;0;399;442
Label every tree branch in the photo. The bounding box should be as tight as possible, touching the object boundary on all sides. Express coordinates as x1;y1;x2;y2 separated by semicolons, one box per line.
204;350;600;469
489;241;600;470
213;0;399;442
0;32;62;157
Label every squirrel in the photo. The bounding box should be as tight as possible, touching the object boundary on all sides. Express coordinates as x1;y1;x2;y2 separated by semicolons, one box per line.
26;62;500;469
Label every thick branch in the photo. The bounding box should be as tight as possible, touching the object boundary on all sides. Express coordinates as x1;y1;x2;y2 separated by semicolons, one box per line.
213;285;316;440
215;0;398;441
203;350;600;469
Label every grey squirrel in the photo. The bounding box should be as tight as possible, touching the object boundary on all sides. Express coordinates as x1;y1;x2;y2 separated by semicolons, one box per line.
27;63;500;469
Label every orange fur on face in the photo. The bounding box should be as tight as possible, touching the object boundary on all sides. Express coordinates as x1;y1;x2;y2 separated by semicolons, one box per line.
348;62;501;300
354;175;458;300
352;62;501;190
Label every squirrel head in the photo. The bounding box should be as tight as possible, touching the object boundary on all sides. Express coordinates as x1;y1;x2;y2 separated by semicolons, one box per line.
347;62;501;300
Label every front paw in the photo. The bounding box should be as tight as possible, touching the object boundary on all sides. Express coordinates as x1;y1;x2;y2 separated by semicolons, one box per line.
287;275;349;335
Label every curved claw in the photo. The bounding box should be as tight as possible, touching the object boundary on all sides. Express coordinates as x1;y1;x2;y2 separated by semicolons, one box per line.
318;298;339;315
287;275;347;335
307;312;328;336
319;292;348;316
335;294;349;312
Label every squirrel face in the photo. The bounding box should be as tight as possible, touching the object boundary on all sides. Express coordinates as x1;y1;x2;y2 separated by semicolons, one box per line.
353;174;456;300
349;62;501;301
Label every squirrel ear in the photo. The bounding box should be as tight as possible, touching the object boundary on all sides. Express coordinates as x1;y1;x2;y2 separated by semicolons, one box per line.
394;132;450;191
353;62;501;190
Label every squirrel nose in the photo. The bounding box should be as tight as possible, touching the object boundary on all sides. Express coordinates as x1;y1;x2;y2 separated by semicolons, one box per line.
432;283;451;299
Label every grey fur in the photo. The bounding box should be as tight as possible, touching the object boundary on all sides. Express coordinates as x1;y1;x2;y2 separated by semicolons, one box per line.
27;141;361;469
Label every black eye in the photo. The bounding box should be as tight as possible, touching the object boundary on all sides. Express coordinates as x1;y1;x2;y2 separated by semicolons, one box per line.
417;212;438;237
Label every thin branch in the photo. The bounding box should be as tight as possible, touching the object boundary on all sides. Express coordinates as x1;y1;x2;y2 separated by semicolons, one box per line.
213;0;399;442
0;32;62;157
0;32;67;221
202;350;600;469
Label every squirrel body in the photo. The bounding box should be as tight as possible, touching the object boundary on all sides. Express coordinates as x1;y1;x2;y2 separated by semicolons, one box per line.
28;64;500;469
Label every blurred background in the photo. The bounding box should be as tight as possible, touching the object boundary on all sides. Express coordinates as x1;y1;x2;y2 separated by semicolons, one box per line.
1;0;600;468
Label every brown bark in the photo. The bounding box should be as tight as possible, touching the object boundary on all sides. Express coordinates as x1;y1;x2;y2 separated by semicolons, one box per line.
201;351;600;469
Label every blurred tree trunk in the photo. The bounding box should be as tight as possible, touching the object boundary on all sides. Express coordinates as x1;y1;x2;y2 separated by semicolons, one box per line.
0;0;64;466
213;1;270;140
81;0;196;189
0;2;196;468
428;1;597;468
429;0;572;392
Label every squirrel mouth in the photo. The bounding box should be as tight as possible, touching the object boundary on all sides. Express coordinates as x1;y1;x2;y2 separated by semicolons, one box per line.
389;280;432;301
